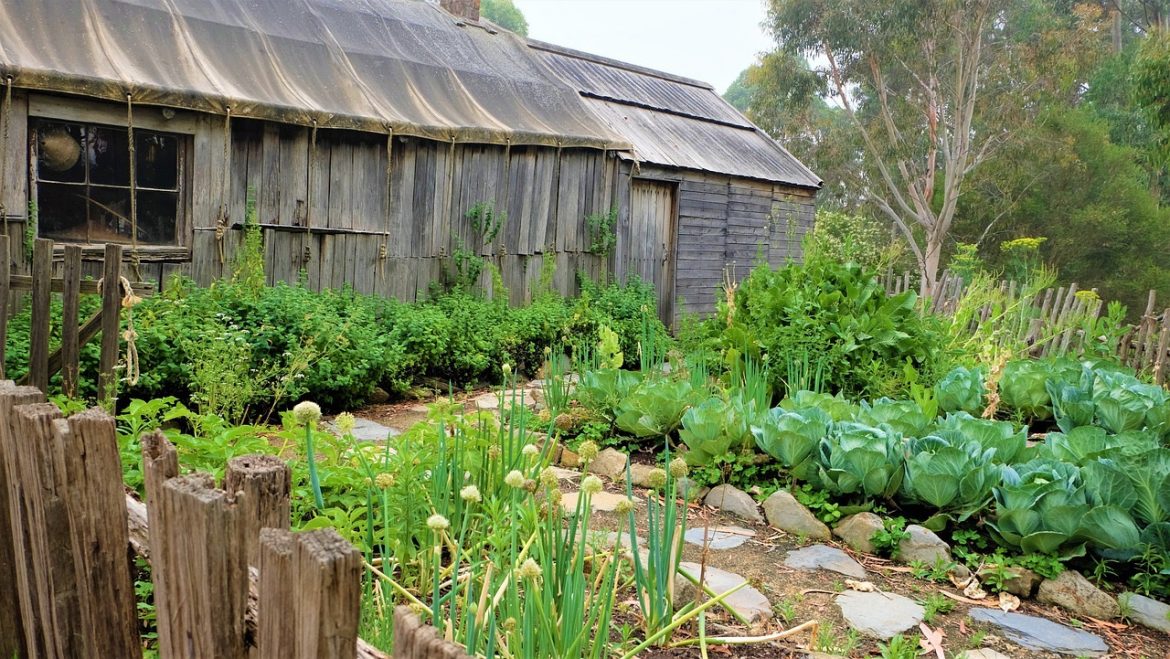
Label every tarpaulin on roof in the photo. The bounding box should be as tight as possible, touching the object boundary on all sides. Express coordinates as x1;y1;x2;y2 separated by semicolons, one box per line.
0;0;629;149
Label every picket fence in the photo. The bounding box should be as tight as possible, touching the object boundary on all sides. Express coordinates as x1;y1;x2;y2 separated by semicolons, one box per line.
0;382;469;659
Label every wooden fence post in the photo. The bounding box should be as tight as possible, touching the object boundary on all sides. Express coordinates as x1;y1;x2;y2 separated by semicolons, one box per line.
61;245;82;398
257;528;362;659
224;454;291;567
56;408;142;657
0;382;44;658
155;473;249;659
29;239;51;391
99;243;123;404
141;431;180;656
258;529;297;659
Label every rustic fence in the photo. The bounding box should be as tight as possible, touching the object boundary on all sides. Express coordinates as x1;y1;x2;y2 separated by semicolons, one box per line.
0;236;153;399
0;382;470;659
883;269;1170;383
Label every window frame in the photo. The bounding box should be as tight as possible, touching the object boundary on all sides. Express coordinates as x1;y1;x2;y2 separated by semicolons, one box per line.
28;94;195;261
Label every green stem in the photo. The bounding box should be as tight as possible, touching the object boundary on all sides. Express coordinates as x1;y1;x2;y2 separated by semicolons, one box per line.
305;425;324;509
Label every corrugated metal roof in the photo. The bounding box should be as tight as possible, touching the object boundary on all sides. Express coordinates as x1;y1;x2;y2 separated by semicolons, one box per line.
586;101;822;188
529;41;821;188
0;0;628;148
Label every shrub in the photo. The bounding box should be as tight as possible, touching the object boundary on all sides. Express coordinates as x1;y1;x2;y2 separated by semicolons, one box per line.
691;256;946;398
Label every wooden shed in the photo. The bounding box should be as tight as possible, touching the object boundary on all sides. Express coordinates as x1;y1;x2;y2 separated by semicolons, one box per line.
0;0;820;323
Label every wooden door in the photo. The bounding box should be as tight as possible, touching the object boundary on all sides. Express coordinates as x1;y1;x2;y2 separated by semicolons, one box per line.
627;180;677;324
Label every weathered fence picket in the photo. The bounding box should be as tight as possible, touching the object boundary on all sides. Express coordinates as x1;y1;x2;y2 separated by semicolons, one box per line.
0;384;466;659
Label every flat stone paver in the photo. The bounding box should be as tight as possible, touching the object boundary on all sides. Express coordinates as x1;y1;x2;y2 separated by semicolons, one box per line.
561;491;641;513
678;562;772;623
683;526;756;550
968;609;1108;656
326;417;400;442
784;544;867;578
836;590;924;639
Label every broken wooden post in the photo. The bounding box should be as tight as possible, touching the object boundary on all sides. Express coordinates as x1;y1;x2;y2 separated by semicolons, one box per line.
257;528;362;659
0;382;44;658
155;473;249;659
224;454;291;567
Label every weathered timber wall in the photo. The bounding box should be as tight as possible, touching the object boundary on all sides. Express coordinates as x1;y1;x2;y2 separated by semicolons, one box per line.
1;93;816;316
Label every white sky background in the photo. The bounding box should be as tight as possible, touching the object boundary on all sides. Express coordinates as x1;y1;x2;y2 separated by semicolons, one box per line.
512;0;775;94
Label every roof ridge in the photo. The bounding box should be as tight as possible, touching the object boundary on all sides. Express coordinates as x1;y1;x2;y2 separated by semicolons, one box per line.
525;38;714;90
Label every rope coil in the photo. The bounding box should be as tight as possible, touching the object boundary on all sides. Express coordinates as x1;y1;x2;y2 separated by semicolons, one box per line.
97;275;143;386
216;108;232;265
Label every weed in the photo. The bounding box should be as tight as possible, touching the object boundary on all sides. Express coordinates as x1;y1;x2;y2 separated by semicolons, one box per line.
878;633;921;659
871;516;910;557
921;593;955;623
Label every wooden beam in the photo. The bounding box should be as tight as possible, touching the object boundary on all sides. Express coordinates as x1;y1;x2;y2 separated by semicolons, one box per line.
6;274;153;296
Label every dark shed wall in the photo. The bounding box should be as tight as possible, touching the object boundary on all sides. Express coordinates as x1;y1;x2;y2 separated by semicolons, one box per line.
617;163;815;320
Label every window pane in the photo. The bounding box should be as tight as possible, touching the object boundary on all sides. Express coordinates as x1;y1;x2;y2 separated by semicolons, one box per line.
137;132;178;190
89;126;130;186
36;122;85;183
86;187;135;242
37;182;90;241
136;190;178;244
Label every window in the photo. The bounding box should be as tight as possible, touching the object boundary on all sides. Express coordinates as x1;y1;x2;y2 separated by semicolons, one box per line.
32;118;183;245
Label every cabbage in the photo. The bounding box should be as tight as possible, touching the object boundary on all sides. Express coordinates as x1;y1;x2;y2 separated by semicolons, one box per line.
678;397;752;466
933;413;1028;464
752;407;829;481
817;422;905;500
934;365;986;415
903;436;1000;519
856;398;932;438
613;379;695;439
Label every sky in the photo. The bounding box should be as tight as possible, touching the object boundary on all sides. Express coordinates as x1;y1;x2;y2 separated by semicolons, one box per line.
512;0;774;94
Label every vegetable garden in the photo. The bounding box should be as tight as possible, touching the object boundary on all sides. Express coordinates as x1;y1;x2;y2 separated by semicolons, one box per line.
4;243;1170;657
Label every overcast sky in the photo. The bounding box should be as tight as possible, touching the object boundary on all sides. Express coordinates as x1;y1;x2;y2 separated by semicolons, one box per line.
513;0;774;94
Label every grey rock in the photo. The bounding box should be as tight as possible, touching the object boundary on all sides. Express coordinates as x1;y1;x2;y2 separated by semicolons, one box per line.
326;417;400;442
897;524;952;565
978;566;1041;598
1120;592;1170;634
763;490;831;540
560;491;641;513
683;525;756;550
369;386;391;404
586;448;629;480
1037;570;1120;620
784;545;867;579
959;650;1011;659
678;562;772;623
628;463;659;488
704;484;762;523
968;609;1108;656
835;590;924;639
547;466;579;481
473;390;538;410
833;512;884;554
676;477;704;501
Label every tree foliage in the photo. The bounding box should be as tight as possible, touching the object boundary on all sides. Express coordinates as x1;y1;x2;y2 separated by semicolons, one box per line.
481;0;528;35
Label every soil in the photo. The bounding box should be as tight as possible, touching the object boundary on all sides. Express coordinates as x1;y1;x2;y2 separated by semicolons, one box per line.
353;385;1170;658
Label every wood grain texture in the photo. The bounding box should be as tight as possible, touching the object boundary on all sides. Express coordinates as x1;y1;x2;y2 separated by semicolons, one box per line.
29;239;51;391
223;454;291;568
61;245;81;397
0;383;43;659
98;243;123;402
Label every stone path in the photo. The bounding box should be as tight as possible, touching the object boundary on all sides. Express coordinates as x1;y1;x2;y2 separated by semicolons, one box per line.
561;491;641;513
967;609;1109;656
324;416;400;442
783;544;867;579
678;562;772;623
683;526;756;550
835;590;924;639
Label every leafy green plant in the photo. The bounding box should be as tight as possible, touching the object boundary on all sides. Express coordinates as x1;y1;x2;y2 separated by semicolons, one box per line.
878;633;920;659
613;379;695;440
679;397;752;467
586;207;618;258
934;365;986;415
870;516;910;557
818;422;906;500
921;593;954;623
751;407;829;482
902;435;1000;520
793;484;843;525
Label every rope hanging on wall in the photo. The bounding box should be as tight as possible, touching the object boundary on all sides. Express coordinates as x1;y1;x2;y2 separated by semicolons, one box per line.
215;107;232;265
125;94;142;282
304;121;318;269
0;76;13;237
378;131;392;281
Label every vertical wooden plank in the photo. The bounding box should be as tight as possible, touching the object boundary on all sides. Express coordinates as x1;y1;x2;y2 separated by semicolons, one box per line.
61;409;143;658
294;529;362;659
141;431;179;657
1155;310;1170;385
156;474;248;659
29;239;51;392
0;383;43;659
61;245;81;398
257;529;296;659
1;92;29;222
10;403;84;658
223;455;291;568
99;244;123;403
0;234;9;380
